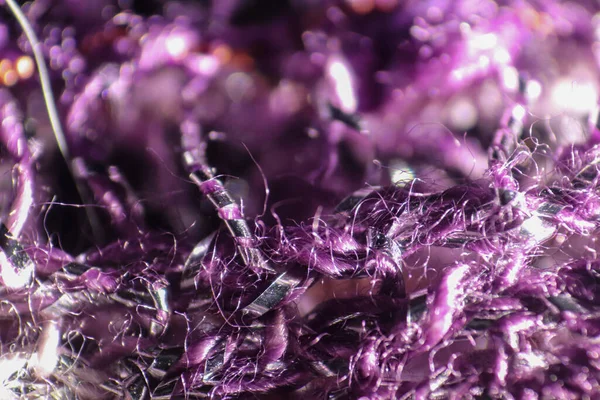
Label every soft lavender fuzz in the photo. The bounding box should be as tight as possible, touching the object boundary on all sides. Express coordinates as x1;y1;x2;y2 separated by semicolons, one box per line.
0;0;600;399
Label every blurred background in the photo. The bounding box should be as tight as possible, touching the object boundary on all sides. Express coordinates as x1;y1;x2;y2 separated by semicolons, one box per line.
1;0;600;294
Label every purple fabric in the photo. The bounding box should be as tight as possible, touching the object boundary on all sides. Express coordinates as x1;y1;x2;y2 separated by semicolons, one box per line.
0;0;600;399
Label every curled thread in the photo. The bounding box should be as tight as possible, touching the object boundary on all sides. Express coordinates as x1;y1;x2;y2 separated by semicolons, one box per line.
181;121;275;273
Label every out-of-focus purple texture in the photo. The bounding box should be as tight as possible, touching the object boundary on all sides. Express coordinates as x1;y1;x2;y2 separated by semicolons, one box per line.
2;0;600;399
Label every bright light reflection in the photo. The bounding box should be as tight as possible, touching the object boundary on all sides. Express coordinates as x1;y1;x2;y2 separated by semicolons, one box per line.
165;34;188;60
501;67;519;92
0;354;27;397
9;174;33;236
389;159;415;185
512;104;527;121
468;33;497;51
31;321;61;377
327;58;357;113
526;80;542;101
493;48;511;65
0;250;32;289
552;79;598;116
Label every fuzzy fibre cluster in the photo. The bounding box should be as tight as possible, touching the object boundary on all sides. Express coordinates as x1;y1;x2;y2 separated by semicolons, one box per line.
1;0;600;399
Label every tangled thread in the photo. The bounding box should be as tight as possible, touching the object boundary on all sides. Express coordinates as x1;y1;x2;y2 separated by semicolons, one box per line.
1;1;600;399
